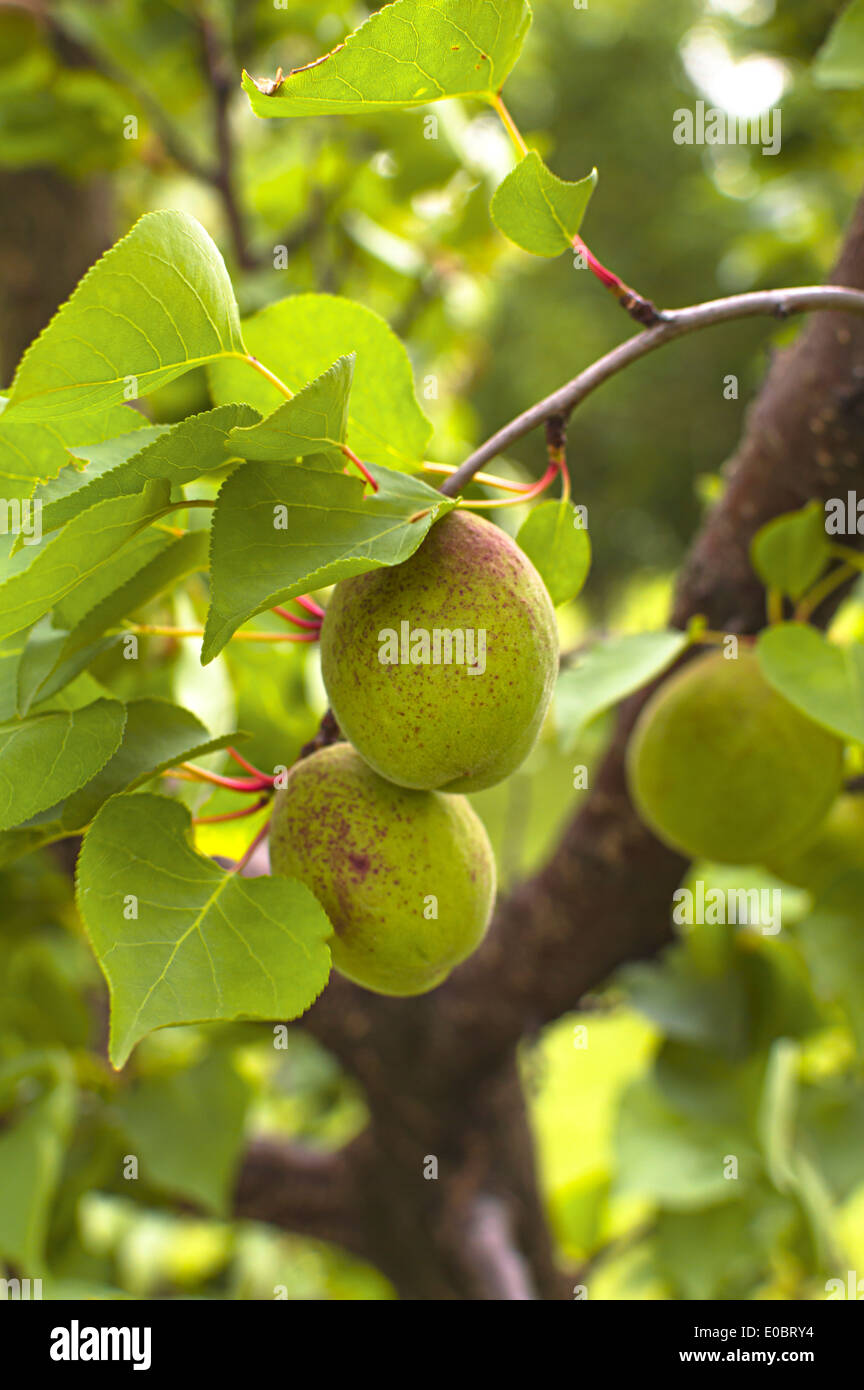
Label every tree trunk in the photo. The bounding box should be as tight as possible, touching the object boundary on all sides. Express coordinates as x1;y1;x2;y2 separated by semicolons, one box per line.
0;168;113;384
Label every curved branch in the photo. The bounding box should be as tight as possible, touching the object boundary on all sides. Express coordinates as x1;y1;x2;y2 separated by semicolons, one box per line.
460;1196;538;1300
441;285;864;495
233;1137;365;1258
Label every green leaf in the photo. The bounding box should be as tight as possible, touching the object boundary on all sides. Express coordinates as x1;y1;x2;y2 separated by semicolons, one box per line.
202;461;457;663
750;502;829;601
0;400;150;502
208;294;431;470
0;1053;75;1271
556;630;688;747
4;211;245;421
491;151;597;256
0;480;171;643
59;531;210;660
814;0;864;88
17;619;115;716
0;638;25;721
517;499;591;604
34;404;258;533
229;355;353;467
77;793;333;1068
798;873;864;1051
620;950;749;1058
243;0;532;117
757;623;864;743
0;697;125;830
59;698;240;831
112;1049;250;1216
614;1075;757;1210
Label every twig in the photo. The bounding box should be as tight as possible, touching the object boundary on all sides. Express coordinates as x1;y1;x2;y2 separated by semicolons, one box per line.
195;8;255;269
440;285;864;495
462;1195;537;1301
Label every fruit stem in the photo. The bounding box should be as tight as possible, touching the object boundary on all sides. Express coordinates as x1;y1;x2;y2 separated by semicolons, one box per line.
227;746;271;779
272;605;322;631
179;761;275;793
295;594;325;618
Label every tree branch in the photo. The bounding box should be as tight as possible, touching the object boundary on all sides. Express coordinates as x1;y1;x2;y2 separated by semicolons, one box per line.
233;1137;366;1259
441;285;864;495
460;1195;538;1300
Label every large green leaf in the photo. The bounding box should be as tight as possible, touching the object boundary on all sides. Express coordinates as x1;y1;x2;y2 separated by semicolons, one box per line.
209;295;431;470
243;0;532;117
0;400;150;502
34;404;258;533
58;531;210;659
77;793;333;1068
229;356;353;467
112;1049;250;1216
16;620;115;716
4;211;245;421
202;461;457;663
491;152;597;256
59;698;240;831
814;0;864;88
750;502;829;601
0;1053;75;1272
798;874;864;1051
0;480;171;643
614;1075;758;1210
0;697;126;830
757;624;864;743
556;630;688;748
517;499;591;605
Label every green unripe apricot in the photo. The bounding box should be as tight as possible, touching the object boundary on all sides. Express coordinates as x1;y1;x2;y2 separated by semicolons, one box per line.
765;794;864;896
320;510;558;792
627;650;844;864
269;743;496;996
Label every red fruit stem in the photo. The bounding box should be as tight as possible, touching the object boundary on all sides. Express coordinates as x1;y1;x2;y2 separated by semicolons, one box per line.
227;746;271;779
180;762;275;793
272;605;322;631
295;594;325;618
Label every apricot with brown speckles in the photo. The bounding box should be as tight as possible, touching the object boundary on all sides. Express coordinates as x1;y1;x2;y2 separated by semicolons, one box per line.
269;744;496;996
320;510;558;791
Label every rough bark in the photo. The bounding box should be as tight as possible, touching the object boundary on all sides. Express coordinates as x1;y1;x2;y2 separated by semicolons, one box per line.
0;168;113;384
230;191;864;1299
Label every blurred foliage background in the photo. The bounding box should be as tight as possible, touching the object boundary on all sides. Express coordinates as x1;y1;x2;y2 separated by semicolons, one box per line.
1;0;863;1301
